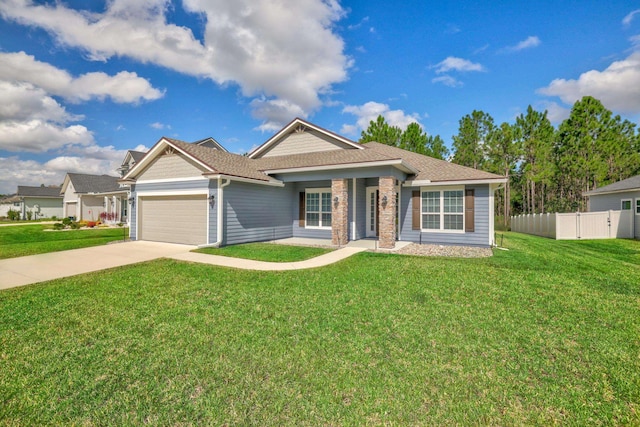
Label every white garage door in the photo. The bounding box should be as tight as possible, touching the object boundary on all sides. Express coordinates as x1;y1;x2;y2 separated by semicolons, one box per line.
139;195;207;245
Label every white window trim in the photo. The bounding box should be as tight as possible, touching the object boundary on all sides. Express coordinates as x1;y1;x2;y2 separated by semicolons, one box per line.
635;198;640;215
305;187;332;230
420;186;465;234
621;198;632;211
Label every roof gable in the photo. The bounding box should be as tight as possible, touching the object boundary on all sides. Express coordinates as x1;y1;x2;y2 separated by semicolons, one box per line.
193;137;228;152
248;118;362;159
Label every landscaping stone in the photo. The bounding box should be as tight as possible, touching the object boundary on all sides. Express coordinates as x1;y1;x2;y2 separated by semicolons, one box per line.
394;243;493;258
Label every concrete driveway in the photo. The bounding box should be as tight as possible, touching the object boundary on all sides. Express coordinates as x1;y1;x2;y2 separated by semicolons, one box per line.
0;241;195;290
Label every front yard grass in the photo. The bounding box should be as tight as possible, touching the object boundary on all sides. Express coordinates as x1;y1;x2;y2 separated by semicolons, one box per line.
194;242;333;262
1;233;639;425
0;224;129;259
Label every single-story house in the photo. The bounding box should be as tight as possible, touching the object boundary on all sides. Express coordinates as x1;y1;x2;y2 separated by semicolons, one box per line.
584;174;640;239
0;186;63;219
61;173;126;222
120;118;507;248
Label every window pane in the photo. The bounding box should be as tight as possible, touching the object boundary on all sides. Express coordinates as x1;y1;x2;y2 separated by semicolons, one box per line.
422;214;439;229
307;193;319;212
636;200;640;214
321;192;332;213
307;212;319;227
622;200;631;210
322;213;332;227
444;214;463;230
422;191;440;213
444;190;463;213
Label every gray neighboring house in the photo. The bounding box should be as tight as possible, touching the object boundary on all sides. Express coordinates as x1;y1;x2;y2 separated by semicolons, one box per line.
121;118;507;248
61;173;125;222
584;174;640;239
0;186;63;219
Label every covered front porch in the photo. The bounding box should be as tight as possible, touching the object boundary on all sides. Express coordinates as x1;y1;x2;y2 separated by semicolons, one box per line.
291;175;404;249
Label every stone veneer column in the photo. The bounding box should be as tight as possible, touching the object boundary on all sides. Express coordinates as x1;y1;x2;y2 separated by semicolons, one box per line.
331;178;349;246
378;176;396;249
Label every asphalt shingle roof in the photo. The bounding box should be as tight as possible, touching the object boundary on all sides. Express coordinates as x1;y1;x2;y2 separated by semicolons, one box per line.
585;174;640;195
156;137;505;184
16;186;63;198
68;173;121;193
129;151;146;163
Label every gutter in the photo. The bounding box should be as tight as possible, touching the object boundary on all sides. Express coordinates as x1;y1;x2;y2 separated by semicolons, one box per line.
199;177;231;248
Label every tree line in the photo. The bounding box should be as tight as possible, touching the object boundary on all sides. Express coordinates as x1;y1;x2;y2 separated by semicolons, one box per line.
358;96;640;225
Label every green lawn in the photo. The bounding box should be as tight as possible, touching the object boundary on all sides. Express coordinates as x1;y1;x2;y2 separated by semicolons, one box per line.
1;233;639;425
194;242;333;262
0;224;129;259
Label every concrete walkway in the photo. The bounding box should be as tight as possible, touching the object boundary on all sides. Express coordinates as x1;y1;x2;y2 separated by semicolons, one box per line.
0;241;368;290
168;246;367;271
0;241;196;290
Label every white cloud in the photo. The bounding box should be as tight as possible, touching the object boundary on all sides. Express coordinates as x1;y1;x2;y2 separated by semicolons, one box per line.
250;98;307;132
341;101;422;136
538;51;640;113
0;81;80;123
0;51;164;104
501;36;541;53
432;75;463;87
150;122;171;130
535;101;571;124
433;56;485;74
0;143;149;194
0;0;351;129
623;9;640;27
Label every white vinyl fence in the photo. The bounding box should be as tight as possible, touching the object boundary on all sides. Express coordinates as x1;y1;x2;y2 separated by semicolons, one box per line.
511;210;633;240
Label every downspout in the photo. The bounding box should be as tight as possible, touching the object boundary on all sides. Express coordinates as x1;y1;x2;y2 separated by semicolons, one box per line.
214;177;231;247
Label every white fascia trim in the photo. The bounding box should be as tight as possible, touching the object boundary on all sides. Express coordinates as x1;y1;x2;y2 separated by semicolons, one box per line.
264;159;418;175
404;178;507;187
136;176;209;185
136;189;209;197
122;137;214;180
205;174;285;187
249;119;363;159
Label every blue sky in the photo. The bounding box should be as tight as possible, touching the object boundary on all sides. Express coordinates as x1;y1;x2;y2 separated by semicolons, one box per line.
1;0;639;194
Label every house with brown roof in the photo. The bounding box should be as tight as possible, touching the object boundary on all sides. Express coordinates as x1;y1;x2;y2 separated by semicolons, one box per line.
0;186;63;219
584;174;640;239
120;118;506;248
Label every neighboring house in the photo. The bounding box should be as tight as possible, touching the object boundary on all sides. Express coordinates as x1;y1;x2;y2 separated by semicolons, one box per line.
0;186;63;219
117;150;147;178
61;173;125;222
121;118;506;248
584;174;640;239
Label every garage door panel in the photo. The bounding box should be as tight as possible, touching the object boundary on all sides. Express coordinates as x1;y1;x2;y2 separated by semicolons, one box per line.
140;195;207;245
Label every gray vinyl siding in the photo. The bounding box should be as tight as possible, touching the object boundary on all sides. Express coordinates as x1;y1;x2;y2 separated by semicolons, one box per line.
293;181;332;239
137;153;205;180
399;184;491;247
223;182;293;245
589;190;640;238
130;179;211;241
23;197;63;219
260;129;356;157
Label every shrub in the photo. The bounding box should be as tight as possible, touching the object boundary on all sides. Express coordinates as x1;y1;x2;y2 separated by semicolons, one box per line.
86;221;97;228
51;216;57;221
69;221;81;229
52;222;65;230
62;217;72;226
7;209;20;221
26;211;33;221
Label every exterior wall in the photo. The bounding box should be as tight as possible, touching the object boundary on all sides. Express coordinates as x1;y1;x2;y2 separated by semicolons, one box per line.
130;179;211;241
24;197;63;219
293;181;333;239
260;129;356;157
63;181;78;218
589;191;640;238
137;152;206;181
81;196;105;221
331;179;349;245
399;184;492;247
223;181;293;245
378;176;397;249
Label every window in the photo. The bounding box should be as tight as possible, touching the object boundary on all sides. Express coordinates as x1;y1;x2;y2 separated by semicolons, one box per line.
421;188;464;232
636;199;640;215
306;188;331;228
621;199;631;210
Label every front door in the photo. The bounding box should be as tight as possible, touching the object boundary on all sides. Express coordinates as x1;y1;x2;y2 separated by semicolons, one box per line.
366;187;379;237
